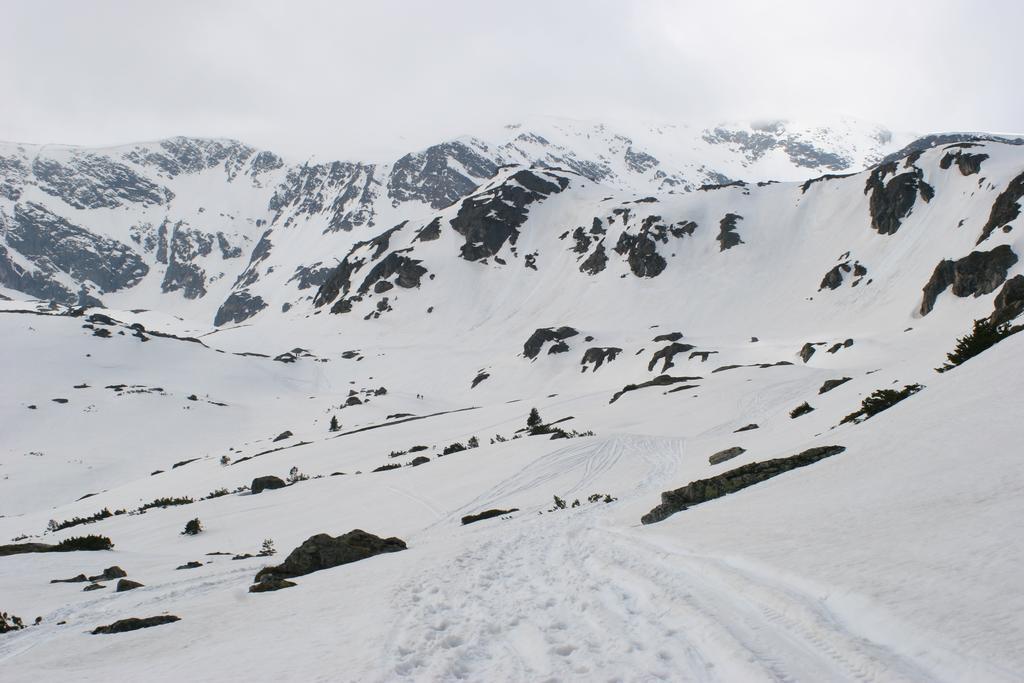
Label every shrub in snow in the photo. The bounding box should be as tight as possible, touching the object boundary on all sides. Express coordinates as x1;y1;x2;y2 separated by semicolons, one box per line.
182;518;203;536
840;384;923;424
938;318;1019;372
57;535;114;551
789;402;814;419
442;442;466;456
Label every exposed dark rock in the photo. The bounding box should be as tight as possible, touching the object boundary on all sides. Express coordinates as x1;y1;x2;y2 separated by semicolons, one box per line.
977;171;1024;244
940;150;988;176
388;141;498;209
653;332;683;342
253;529;407;584
249;576;297;593
449;169;568;262
272;431;293;443
413;217;442;242
878;134;1022;168
523;326;578;359
716;213;744;251
799;342;821;363
648;343;696;372
863;163;933;235
819;377;852;394
288;263;334;291
610;375;703;403
580;347;622;372
990;275;1024;325
50;573;89;584
790;402;815;418
920;245;1018;315
734;423;759;432
827;339;854;353
88;566;126;582
461;508;519;525
176;561;202;570
614;232;665;277
709;446;746;465
214;290;267;326
578;241;608;275
688;351;717;362
116;579;144;592
409;456;430;467
92;615;180;634
357;251;428;294
251;475;287;494
800;172;856;193
471;371;490;388
641;446;846;524
83;583;105;591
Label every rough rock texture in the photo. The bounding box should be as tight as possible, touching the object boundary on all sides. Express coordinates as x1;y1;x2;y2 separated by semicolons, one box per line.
214;290;267;326
523;326;578;360
116;579;144;592
253;529;407;583
734;423;759;432
251;475;287;494
648;343;696;372
641;446;846;524
977;171;1024;245
863;162;934;235
248;576;297;593
990;275;1024;326
92;615;180;634
610;375;703;404
580;347;622;372
819;377;853;394
708;446;746;466
799;342;821;363
88;566;127;582
920;245;1018;315
388;141;498;209
940;150;988;176
716;213;744;251
461;508;519;525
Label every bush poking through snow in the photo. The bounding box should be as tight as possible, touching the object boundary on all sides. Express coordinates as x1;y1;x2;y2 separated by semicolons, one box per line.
182;518;203;536
260;539;276;556
840;384;924;424
442;442;466;456
57;535;114;551
467;436;480;449
287;466;309;484
789;402;815;419
138;497;194;512
937;318;1019;372
527;407;543;429
0;612;27;633
220;455;231;466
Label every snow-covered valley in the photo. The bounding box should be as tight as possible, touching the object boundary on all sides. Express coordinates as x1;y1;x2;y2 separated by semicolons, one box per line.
2;125;1024;681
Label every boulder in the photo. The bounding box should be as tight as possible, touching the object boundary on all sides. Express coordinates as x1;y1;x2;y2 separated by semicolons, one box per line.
253;529;407;584
272;430;293;442
116;579;144;592
92;615;180;634
708;446;746;465
88;566;126;582
920;245;1018;315
249;576;297;593
251;475;287;494
409;456;430;467
819;377;852;394
990;275;1024;326
642;446;846;524
50;573;89;584
82;583;105;591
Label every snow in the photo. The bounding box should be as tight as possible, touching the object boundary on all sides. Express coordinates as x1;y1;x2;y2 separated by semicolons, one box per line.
1;135;1023;680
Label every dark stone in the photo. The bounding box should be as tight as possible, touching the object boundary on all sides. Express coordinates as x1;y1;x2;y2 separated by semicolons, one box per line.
580;347;622;372
819;262;850;290
877;133;1022;168
176;561;202;570
523;326;578;359
642;446;846;524
939;150;988;176
249;576;297;593
977;171;1024;244
614;232;666;277
920;245;1018;315
83;583;105;591
471;371;490;388
414;217;442;242
116;579;144;592
709;446;746;465
819;377;852;394
652;332;683;342
610;375;703;403
272;430;293;442
688;351;717;362
251;475;287;494
648;343;696;372
790;402;815;419
990;275;1024;325
799;342;819;363
863;163;933;235
578;241;608;275
388;141;499;209
409;456;430;467
214;290;267;327
716;213;744;251
92;615;180;634
734;423;759;432
50;573;89;584
88;566;126;582
461;508;520;525
253;529;407;584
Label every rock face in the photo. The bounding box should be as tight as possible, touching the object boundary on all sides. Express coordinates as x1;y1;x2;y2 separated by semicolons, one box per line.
523;326;578;359
251;475;287;494
819;377;852;394
252;530;407;587
977;170;1024;244
116;578;144;592
920;245;1018;315
990;275;1024;325
708;446;746;465
461;508;519;525
248;576;297;593
716;213;744;251
88;566;127;582
92;615;180;634
641;445;846;524
648;342;696;372
863;162;933;235
940;150;988;176
214;290;267;327
610;375;702;403
580;347;622;372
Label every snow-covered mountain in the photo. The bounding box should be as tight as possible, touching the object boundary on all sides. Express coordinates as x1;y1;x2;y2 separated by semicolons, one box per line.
0;116;918;326
2;123;1024;681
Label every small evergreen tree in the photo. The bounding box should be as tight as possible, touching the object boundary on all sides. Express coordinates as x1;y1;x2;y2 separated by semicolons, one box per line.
182;518;203;535
553;495;566;510
467;436;479;449
329;415;340;432
220;455;231;466
260;539;276;556
938;318;1018;372
527;408;543;429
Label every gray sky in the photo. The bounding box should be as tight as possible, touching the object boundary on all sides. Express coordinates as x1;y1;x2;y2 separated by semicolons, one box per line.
2;0;1021;160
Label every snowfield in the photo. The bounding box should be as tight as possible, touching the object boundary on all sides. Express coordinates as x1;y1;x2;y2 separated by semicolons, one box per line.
1;131;1023;681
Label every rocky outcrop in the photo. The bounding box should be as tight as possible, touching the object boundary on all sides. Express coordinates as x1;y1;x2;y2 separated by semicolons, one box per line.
251;475;287;494
641;445;846;524
461;508;519;525
708;446;746;465
580;347;622;372
940;150;988;176
863;163;933;235
388;141;498;210
610;375;702;403
977;170;1024;245
819;377;852;394
990;275;1024;326
116;579;144;592
523;326;578;359
214;290;267;326
92;615;180;634
252;530;406;586
920;245;1018;315
648;342;696;372
820;259;867;290
716;213;744;251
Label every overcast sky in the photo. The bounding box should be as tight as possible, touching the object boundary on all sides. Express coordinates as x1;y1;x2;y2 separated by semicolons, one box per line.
2;0;1021;160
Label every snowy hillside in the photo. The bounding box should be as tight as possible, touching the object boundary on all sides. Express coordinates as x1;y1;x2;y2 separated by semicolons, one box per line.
1;131;1024;681
0;116;918;327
